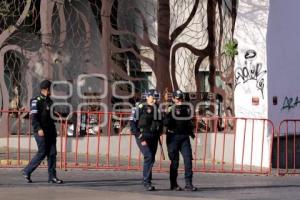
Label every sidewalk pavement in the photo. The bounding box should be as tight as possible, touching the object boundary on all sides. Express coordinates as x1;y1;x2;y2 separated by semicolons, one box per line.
1;168;300;200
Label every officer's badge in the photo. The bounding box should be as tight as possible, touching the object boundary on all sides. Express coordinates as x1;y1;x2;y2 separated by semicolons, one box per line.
147;107;152;113
46;106;50;110
176;109;181;115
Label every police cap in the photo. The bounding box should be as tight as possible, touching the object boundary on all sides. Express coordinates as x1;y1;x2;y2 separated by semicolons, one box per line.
146;89;160;99
173;89;184;99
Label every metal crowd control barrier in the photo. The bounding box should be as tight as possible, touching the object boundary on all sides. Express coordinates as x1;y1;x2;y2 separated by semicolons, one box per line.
0;110;276;175
276;119;300;175
0;110;65;169
192;116;274;175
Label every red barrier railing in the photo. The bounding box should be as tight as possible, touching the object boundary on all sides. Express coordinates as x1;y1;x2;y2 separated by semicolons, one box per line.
0;110;277;175
191;116;274;175
0;110;64;169
277;119;300;175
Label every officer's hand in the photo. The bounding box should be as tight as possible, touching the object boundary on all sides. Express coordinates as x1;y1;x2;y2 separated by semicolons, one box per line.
141;141;147;146
38;129;44;137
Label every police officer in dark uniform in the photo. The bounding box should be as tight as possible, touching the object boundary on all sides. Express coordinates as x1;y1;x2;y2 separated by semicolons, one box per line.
130;89;162;191
22;80;63;184
164;89;197;191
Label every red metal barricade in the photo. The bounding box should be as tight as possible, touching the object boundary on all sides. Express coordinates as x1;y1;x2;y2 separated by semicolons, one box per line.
276;119;300;175
0;110;276;175
0;110;65;169
192;116;274;175
61;111;145;171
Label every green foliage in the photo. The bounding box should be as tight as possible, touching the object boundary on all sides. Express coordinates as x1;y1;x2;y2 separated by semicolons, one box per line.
224;39;238;58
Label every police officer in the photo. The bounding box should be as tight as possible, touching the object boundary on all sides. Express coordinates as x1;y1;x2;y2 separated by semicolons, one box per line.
22;80;63;184
164;89;197;191
130;89;162;191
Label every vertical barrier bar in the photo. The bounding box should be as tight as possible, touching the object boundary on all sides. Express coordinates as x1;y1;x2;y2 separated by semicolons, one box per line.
231;118;237;172
212;117;218;170
241;119;247;172
193;116;199;171
60;116;64;170
106;113;112;167
277;121;281;175
250;119;255;172
260;120;266;173
64;115;69;170
128;131;133;169
17;111;21;165
7;112;10;165
75;112;80;166
268;120;274;175
202;118;208;171
117;114;123;168
86;112;90;168
96;113;101;168
221;118;227;172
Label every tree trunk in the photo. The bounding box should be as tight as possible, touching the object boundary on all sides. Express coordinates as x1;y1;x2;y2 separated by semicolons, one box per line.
156;0;172;92
40;0;55;79
207;0;217;114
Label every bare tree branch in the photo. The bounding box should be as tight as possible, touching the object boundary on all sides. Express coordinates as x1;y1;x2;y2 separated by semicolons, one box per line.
217;0;224;73
111;28;157;51
57;3;67;48
0;0;32;47
111;44;155;69
170;42;209;90
132;7;157;51
170;0;200;44
110;62;145;82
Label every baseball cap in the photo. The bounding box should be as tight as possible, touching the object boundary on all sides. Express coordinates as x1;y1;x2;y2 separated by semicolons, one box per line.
40;80;52;90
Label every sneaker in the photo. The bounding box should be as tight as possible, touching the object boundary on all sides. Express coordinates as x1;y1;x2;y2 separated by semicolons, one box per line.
170;184;182;191
144;184;155;191
48;177;63;184
184;184;197;191
22;171;32;183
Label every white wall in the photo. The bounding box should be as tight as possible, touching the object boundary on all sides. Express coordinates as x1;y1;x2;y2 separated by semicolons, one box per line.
267;0;300;131
234;0;270;168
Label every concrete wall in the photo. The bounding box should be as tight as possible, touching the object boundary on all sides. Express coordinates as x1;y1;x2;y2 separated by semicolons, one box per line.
234;0;271;168
267;0;300;130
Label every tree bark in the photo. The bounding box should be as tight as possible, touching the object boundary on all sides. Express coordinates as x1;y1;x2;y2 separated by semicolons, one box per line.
207;0;217;114
156;0;172;92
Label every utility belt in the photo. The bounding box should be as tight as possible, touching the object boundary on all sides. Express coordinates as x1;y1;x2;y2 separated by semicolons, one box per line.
167;129;187;135
167;129;195;138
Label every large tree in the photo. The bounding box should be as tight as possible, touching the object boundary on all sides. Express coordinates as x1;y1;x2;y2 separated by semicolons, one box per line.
110;0;238;116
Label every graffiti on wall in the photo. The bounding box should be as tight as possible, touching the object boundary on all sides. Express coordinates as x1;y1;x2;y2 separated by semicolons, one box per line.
235;50;267;98
281;96;300;111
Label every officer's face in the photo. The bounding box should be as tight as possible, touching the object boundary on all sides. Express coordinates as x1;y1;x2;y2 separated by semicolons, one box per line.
173;97;182;105
146;95;156;105
41;88;51;97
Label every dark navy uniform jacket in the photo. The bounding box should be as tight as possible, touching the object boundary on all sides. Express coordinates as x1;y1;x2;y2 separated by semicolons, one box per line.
130;102;162;140
163;104;194;137
30;94;56;137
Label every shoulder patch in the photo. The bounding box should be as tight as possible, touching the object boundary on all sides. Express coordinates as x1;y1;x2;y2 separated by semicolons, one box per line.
167;105;174;113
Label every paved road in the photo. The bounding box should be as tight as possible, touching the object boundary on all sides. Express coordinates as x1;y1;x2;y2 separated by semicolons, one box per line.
0;168;300;200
